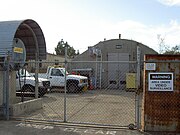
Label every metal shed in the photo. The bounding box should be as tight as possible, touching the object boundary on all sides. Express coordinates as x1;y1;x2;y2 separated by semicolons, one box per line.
0;19;46;60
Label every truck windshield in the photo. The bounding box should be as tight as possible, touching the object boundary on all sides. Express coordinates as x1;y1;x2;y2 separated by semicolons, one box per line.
60;68;69;75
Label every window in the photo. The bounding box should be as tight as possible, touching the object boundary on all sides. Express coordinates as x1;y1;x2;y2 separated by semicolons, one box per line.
51;69;64;76
116;45;122;49
55;59;59;65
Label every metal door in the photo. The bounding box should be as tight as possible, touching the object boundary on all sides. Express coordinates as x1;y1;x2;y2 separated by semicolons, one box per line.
49;68;65;87
108;53;129;89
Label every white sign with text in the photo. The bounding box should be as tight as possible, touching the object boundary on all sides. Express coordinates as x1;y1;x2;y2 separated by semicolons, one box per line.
148;72;173;91
145;63;156;70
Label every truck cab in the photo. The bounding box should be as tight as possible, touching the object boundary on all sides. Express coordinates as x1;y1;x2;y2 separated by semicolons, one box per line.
46;66;88;93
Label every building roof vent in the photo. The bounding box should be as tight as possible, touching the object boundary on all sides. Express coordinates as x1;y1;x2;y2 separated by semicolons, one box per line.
119;34;121;39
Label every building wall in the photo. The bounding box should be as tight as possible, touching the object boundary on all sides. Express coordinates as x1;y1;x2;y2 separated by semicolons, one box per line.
71;39;157;88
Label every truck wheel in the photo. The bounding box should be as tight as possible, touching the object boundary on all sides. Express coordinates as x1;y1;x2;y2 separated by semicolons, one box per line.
22;85;34;92
39;88;47;97
67;83;78;93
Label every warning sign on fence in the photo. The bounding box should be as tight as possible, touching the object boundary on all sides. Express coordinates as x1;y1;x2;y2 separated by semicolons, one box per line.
148;73;173;91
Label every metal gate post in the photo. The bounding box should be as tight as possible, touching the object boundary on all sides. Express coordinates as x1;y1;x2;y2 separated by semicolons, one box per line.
6;57;10;120
35;52;39;99
63;42;68;122
135;46;141;129
3;59;7;118
3;55;10;120
135;93;140;129
100;52;102;89
95;54;97;88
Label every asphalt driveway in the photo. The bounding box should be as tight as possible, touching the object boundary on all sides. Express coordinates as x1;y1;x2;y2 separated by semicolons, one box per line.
0;120;148;135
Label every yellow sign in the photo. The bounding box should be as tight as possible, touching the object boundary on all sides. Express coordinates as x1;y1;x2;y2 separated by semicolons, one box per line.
14;47;23;53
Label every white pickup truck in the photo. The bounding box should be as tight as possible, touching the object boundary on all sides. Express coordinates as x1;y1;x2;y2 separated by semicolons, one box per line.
39;66;88;93
16;69;51;97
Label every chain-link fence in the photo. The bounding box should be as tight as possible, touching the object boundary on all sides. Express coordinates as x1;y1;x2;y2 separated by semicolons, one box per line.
0;59;11;120
0;61;5;119
1;56;179;132
142;59;180;132
0;60;141;129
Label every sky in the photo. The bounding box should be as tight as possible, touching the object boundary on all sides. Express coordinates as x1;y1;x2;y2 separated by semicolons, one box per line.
0;0;180;54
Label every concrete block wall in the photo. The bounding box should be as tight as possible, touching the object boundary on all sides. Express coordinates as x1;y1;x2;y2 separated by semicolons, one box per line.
10;98;42;116
0;70;16;106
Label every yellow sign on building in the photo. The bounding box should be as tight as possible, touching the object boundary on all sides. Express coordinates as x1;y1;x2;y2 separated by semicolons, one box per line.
13;47;23;53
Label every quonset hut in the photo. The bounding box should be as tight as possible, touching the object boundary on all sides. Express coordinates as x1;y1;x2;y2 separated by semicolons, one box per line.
71;36;157;89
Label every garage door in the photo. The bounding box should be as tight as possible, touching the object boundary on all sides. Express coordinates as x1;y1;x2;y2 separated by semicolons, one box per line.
108;53;129;89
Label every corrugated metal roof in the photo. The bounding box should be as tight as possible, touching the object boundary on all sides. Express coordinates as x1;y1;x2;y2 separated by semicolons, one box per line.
0;19;46;60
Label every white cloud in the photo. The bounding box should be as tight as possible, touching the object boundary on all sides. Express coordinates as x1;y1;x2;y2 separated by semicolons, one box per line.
0;0;180;54
157;0;180;6
120;20;179;49
89;20;180;53
43;19;180;54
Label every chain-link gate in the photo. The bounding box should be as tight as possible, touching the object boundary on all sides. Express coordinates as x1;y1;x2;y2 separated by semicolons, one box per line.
66;61;140;128
0;59;142;129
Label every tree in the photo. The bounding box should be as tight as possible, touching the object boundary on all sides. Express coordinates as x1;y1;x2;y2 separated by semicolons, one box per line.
163;45;180;54
55;39;79;58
